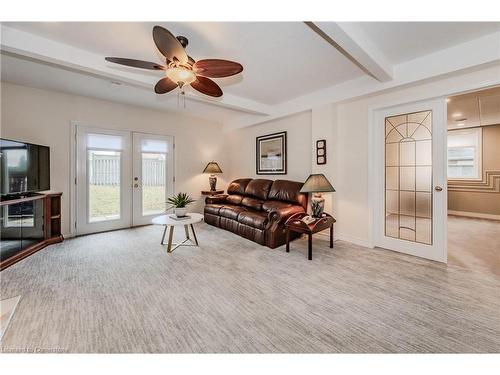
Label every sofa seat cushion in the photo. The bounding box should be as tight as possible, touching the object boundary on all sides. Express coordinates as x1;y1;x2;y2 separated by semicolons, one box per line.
219;205;247;220
238;210;268;229
204;203;224;215
241;197;264;211
262;200;293;213
226;194;244;205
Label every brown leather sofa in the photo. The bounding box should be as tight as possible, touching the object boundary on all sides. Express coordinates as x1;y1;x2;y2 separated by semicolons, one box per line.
204;178;307;248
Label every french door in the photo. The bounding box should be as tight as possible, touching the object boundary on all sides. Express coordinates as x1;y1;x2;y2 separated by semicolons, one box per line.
373;99;447;262
76;125;173;235
132;132;174;226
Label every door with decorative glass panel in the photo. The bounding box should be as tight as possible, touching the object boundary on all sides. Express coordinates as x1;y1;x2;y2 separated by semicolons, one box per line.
76;126;173;235
132;133;173;226
373;99;447;262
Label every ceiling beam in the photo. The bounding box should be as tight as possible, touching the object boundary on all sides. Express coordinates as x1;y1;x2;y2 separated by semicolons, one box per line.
0;25;273;117
306;22;393;82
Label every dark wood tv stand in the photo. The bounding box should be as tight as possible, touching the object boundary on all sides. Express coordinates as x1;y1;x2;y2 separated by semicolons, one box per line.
0;191;63;271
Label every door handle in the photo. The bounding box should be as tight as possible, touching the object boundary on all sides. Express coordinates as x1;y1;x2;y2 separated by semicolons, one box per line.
435;186;443;192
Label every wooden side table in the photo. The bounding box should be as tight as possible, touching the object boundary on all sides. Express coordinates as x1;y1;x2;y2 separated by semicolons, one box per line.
201;190;224;196
285;212;335;260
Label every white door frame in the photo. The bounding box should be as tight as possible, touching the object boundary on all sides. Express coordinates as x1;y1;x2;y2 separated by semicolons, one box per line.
70;122;175;236
369;98;448;263
132;132;174;226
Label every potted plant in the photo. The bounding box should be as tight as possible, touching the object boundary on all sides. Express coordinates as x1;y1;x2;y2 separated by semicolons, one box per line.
167;192;195;218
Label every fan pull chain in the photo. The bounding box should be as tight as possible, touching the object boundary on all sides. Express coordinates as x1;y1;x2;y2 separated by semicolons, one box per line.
177;89;187;109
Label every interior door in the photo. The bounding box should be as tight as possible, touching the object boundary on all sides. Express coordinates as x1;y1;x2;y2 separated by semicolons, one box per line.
76;126;132;235
132;133;174;226
373;99;447;262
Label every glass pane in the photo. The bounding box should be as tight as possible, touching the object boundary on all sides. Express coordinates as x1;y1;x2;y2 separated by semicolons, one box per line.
142;152;166;216
400;167;415;191
88;150;121;222
384;110;433;245
386;167;398;190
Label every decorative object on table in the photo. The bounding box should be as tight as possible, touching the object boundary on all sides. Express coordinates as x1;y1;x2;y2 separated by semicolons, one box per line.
316;139;327;165
300;173;335;218
152;213;203;253
202;161;223;191
167;192;195;218
285;212;335;260
256;131;287;175
169;214;191;221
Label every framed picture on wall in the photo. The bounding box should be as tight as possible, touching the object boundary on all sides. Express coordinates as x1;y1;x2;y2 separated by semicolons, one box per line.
256;131;287;174
316;139;326;165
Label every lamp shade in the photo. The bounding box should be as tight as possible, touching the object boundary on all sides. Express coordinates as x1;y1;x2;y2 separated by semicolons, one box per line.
203;161;223;174
300;173;335;193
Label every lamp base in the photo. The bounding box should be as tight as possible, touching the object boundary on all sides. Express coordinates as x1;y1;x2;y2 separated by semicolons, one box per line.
311;193;325;218
209;175;217;191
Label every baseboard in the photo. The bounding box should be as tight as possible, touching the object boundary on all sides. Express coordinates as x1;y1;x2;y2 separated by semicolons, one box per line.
448;210;500;221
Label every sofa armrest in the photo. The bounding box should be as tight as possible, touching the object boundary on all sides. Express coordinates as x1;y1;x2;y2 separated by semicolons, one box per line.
205;194;228;204
267;205;305;227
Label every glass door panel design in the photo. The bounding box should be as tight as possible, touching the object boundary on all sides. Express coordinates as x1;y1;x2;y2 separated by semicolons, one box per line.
385;110;432;245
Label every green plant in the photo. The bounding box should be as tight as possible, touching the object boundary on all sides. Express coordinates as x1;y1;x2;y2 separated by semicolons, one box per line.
167;192;195;208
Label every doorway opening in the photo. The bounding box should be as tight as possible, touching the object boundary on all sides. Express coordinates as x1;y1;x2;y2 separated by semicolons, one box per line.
446;86;500;275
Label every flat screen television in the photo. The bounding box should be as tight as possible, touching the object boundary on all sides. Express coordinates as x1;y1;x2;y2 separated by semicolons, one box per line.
0;138;50;197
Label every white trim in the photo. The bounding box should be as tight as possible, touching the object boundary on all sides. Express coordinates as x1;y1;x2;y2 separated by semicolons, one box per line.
448;210;500;221
69;121;78;237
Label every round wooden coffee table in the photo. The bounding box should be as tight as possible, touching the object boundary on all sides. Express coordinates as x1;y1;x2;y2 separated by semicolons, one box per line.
152;213;203;253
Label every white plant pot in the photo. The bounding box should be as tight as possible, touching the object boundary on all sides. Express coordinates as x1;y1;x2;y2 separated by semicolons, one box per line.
175;207;187;218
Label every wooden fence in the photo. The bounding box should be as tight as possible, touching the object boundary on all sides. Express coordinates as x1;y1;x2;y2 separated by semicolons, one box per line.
89;155;165;186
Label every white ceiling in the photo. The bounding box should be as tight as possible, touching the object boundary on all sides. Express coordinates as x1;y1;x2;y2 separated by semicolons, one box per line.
2;22;365;105
356;22;500;64
0;52;256;123
1;22;499;128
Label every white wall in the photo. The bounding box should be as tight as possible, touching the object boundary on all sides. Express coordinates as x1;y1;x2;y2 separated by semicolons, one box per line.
0;82;229;236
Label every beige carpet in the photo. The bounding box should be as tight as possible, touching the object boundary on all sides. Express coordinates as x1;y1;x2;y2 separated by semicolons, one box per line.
0;223;499;353
448;215;500;276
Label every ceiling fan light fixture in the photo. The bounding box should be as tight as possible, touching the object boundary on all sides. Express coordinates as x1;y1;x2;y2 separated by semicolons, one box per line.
166;66;196;86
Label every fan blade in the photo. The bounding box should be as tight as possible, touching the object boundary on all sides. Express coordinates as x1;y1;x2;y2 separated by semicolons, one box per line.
155;77;178;94
153;26;188;65
105;57;165;70
193;59;243;78
190;76;223;97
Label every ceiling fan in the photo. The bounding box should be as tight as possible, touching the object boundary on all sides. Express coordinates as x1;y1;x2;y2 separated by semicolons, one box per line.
105;25;243;98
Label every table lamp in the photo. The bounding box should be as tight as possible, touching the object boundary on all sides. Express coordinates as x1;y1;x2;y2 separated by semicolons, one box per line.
300;173;335;218
203;161;223;191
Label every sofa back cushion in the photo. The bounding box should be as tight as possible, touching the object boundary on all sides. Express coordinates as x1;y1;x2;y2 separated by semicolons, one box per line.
241;197;264;211
227;178;252;195
268;180;308;209
244;179;273;200
226;194;244;205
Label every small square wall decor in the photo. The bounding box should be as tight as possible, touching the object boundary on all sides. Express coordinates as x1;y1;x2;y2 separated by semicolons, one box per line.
316;139;326;165
256;131;287;174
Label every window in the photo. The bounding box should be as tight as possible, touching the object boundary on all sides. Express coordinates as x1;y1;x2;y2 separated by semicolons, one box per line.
447;128;482;180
